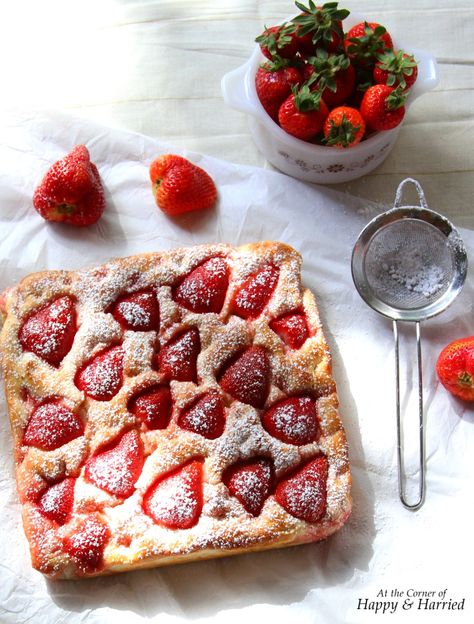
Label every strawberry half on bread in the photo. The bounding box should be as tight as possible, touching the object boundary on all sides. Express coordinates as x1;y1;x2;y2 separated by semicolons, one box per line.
33;145;105;227
149;154;217;216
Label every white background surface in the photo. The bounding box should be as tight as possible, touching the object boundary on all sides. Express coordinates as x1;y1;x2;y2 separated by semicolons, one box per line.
0;0;471;221
0;110;473;624
0;0;473;622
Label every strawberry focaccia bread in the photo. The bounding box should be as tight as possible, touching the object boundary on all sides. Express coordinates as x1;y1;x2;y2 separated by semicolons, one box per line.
0;241;351;579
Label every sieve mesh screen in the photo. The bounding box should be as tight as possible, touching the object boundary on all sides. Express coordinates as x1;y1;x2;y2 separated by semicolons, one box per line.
363;219;454;310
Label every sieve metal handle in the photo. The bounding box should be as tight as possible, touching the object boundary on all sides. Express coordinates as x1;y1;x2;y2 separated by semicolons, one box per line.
393;320;426;510
394;177;429;210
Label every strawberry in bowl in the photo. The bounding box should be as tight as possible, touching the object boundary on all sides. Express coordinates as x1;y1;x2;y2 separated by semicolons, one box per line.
221;1;438;183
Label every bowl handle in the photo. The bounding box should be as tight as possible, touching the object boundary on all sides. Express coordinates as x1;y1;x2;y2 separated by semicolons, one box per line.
221;61;260;118
408;48;440;102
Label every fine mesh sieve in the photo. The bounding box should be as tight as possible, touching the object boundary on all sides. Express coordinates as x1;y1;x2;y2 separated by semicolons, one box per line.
351;178;468;510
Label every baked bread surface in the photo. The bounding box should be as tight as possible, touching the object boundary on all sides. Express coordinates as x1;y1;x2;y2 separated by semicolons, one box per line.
0;241;351;579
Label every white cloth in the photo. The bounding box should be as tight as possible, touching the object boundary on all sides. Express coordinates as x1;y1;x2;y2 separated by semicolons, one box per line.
0;110;473;623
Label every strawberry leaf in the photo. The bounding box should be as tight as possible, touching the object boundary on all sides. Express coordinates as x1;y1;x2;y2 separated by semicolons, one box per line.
306;50;349;94
292;1;349;48
323;113;361;147
293;82;322;112
386;86;406;110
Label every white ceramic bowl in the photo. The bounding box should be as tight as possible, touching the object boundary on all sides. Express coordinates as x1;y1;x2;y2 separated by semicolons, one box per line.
221;17;439;184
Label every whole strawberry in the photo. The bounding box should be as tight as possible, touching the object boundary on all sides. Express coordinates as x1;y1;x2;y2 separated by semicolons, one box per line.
278;83;329;141
374;50;418;90
436;336;474;402
149;155;217;216
291;2;350;56
33;145;105;227
323;106;366;147
255;23;299;60
304;50;356;109
345;21;393;67
360;84;405;131
255;61;302;121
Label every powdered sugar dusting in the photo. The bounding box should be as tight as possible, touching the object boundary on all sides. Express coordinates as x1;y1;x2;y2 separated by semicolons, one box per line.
383;251;445;298
232;264;279;317
276;458;327;523
39;477;75;524
65;516;110;573
23;402;84;450
284;478;322;516
173;257;229;313
178;391;225;439
85;431;143;498
41;485;63;513
263;396;318;445
19;296;75;363
144;462;202;529
118;301;151;327
1;242;350;577
166;331;195;367
77;346;124;401
159;328;200;382
225;459;272;516
219;346;269;408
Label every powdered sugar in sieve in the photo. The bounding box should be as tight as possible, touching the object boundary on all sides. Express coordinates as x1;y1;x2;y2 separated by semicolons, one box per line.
363;218;454;310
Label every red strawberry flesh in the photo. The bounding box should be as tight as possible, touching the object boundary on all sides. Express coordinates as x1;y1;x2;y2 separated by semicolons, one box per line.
270;312;309;349
110;290;160;332
75;345;124;401
38;477;75;525
360;84;405;131
33;145;105;227
255;64;302;121
436;336;474;401
261;396;318;445
19;296;76;366
65;515;110;575
84;429;144;499
219;345;270;409
157;328;200;383
177;390;226;439
345;22;393;66
143;460;203;529
128;385;172;430
223;458;274;516
278;92;330;141
23;400;84;450
231;264;279;319
173;257;230;314
275;455;328;523
149;154;217;216
256;24;299;60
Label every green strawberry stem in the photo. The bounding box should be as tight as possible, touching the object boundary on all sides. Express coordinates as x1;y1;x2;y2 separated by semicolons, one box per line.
377;49;417;88
386;86;406;110
56;203;76;215
306;49;349;93
260;56;294;72
346;21;389;64
292;82;322;111
323;113;360;147
458;371;473;387
255;22;296;56
292;1;349;47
